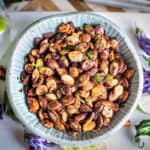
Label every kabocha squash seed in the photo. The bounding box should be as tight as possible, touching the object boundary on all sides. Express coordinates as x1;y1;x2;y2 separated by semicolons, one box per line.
21;22;135;136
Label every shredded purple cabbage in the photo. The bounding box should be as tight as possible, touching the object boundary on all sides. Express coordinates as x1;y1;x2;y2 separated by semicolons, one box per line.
0;104;3;120
135;27;150;93
135;27;150;55
143;71;150;93
25;133;56;150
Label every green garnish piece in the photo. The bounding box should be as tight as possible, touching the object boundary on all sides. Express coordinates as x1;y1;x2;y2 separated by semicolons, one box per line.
79;26;84;30
31;62;42;68
135;27;144;35
134;120;150;148
87;51;94;59
0;16;7;33
135;120;150;130
80;99;85;104
143;55;150;65
94;73;102;83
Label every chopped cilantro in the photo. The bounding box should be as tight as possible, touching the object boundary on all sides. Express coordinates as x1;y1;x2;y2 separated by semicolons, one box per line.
87;51;94;59
94;73;102;83
135;27;144;35
31;62;42;68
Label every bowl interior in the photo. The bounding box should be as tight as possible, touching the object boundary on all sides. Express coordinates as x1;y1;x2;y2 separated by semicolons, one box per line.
7;12;142;146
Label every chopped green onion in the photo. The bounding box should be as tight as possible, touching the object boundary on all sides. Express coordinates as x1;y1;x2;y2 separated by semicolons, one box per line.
94;73;102;83
31;62;42;68
134;119;150;149
135;27;144;35
87;51;94;59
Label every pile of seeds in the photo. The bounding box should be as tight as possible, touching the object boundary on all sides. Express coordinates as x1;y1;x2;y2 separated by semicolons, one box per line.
21;22;135;136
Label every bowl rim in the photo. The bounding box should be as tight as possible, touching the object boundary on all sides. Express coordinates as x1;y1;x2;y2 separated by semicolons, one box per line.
6;12;144;146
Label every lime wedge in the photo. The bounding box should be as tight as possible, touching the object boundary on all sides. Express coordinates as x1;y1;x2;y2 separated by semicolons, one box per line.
0;16;7;33
137;94;150;114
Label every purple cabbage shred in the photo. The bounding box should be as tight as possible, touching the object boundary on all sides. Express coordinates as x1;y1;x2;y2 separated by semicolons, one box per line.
25;133;56;150
136;27;150;55
143;71;150;93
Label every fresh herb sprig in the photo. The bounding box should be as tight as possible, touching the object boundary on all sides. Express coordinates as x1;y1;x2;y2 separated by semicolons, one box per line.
135;120;150;148
94;73;102;83
143;55;150;65
31;62;42;68
87;51;94;59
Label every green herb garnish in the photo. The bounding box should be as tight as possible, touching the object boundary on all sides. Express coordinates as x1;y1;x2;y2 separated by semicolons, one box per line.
135;27;144;35
135;120;150;148
87;51;94;59
143;55;150;65
31;62;42;68
94;73;102;83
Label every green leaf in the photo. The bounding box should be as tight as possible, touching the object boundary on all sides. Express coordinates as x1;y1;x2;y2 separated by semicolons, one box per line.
143;55;150;65
134;119;150;148
4;91;20;122
135;27;143;35
94;73;102;83
135;136;140;143
87;51;94;59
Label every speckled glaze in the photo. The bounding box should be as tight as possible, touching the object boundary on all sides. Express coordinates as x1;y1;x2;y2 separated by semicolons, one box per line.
6;12;143;146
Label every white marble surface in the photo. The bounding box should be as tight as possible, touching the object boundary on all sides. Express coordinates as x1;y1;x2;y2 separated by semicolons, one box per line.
0;12;150;150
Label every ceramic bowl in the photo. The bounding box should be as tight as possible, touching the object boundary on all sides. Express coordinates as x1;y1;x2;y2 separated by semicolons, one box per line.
6;12;143;146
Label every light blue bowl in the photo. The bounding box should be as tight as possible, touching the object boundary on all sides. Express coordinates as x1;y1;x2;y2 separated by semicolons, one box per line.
6;12;143;146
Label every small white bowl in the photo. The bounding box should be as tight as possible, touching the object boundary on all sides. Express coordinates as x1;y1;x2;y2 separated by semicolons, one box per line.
6;12;143;146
